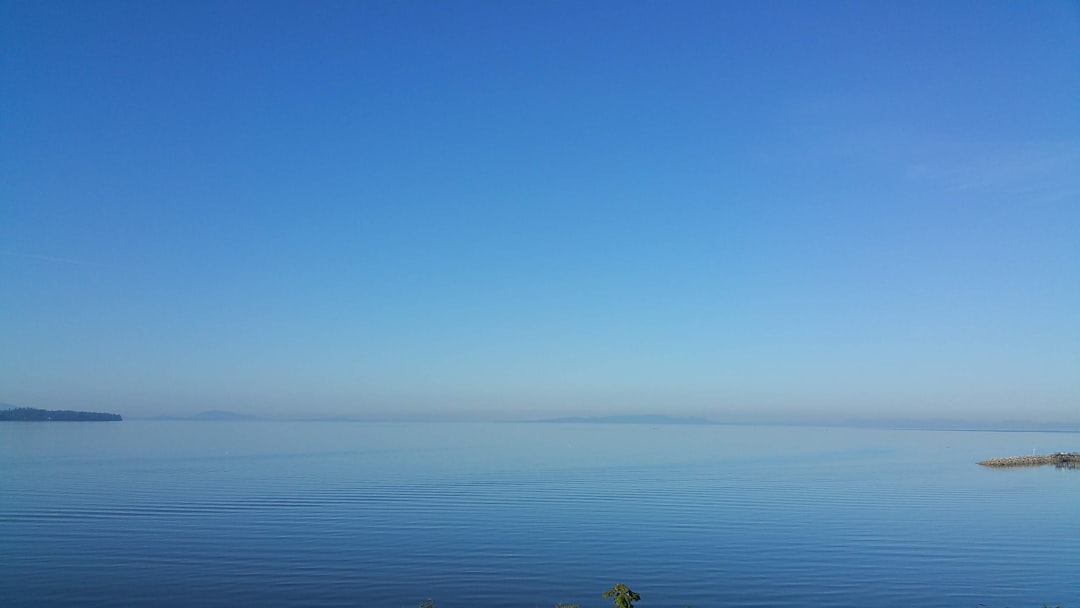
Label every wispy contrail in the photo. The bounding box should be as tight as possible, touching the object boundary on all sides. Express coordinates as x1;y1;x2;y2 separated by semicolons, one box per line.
0;250;101;266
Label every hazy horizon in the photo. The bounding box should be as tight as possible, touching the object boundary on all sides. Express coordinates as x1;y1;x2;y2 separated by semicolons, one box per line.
4;401;1080;429
3;2;1078;424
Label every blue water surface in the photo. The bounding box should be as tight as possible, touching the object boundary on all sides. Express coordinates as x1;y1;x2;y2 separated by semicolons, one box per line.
1;421;1077;608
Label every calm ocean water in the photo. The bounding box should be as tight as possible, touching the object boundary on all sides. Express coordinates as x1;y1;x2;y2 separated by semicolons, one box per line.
1;421;1077;608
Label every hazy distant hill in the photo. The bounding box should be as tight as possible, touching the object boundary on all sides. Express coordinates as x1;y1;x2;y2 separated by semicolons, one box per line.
538;414;713;425
188;410;256;421
0;407;122;422
533;414;1080;432
141;410;257;421
839;417;1080;432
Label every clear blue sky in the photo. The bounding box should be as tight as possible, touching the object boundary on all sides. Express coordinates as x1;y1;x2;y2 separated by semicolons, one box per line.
2;1;1078;422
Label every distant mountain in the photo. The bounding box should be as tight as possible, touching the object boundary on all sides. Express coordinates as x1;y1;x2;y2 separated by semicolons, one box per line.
137;410;257;421
187;410;257;421
0;407;122;422
532;414;1080;432
839;417;1080;432
537;414;713;425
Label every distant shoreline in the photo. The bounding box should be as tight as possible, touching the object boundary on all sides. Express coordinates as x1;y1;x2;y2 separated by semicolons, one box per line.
9;407;1077;433
0;407;122;422
530;415;1080;433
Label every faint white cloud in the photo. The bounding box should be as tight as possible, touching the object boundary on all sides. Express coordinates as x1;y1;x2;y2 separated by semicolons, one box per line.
906;139;1080;204
775;90;1080;206
0;250;101;266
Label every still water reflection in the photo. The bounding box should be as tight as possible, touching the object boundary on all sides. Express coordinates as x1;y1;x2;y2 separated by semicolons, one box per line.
1;421;1077;608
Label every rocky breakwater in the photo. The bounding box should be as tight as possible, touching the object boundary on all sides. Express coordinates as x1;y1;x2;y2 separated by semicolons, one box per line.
978;452;1080;468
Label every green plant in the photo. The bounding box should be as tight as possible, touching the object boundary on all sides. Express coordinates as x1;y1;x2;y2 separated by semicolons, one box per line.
603;583;640;608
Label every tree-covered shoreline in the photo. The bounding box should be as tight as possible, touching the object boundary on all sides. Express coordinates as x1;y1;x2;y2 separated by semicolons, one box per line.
0;407;122;421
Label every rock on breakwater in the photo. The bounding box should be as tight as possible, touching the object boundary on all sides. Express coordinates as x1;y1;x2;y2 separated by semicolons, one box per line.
978;452;1080;468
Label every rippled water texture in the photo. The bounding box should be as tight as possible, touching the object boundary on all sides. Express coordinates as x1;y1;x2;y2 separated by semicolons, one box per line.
1;421;1078;607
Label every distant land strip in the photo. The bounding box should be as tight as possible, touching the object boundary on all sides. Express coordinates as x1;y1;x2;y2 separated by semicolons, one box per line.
532;415;1080;432
978;452;1079;468
0;407;122;422
536;414;712;425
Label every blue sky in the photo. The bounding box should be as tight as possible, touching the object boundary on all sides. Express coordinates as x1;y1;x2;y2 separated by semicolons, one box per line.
2;1;1078;421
